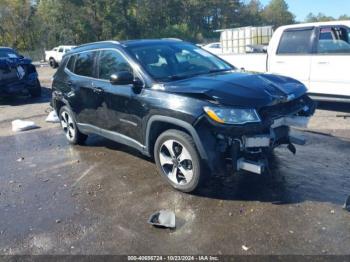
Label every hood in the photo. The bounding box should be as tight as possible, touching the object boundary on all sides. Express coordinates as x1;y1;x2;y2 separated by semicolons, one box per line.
160;71;307;108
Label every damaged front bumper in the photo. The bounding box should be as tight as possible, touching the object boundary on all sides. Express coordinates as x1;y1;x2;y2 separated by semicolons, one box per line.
195;95;315;175
0;72;39;96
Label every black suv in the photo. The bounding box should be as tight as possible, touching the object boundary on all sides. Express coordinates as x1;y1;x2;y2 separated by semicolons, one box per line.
52;39;315;192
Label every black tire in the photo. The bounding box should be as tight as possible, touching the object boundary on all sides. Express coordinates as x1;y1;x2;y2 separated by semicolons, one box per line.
154;129;203;193
59;106;87;145
49;58;57;68
29;79;42;98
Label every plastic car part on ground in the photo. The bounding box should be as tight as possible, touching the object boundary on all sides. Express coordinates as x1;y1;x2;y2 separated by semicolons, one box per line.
12;119;38;132
148;210;176;229
45;110;60;123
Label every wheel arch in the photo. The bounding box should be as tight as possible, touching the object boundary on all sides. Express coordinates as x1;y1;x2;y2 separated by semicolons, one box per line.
145;115;207;160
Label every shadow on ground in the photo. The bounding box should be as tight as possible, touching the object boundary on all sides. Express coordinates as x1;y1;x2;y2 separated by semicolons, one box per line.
0;86;51;106
81;130;350;207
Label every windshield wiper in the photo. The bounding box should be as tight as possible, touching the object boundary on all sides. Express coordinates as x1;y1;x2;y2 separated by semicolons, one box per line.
165;69;232;81
167;71;208;81
208;68;232;73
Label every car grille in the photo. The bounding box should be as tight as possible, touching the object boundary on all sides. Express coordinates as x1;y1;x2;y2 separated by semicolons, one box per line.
259;95;310;120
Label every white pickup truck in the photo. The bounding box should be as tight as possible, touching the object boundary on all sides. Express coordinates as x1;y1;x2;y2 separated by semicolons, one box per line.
219;21;350;102
45;45;76;68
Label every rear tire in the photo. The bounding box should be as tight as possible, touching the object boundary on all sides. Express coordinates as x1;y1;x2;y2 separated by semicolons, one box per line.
29;79;42;98
59;106;87;145
154;129;203;193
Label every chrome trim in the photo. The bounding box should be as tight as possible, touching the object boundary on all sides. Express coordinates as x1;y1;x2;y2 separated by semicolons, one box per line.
77;123;145;151
64;48;145;86
119;118;138;127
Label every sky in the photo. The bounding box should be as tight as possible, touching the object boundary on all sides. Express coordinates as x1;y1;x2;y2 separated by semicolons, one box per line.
259;0;350;21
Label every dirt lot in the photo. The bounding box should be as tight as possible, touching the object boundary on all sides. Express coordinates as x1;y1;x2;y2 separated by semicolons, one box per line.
0;67;349;255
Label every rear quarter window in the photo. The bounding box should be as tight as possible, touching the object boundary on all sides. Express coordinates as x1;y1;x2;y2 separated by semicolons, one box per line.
66;55;76;72
74;52;95;77
277;29;314;55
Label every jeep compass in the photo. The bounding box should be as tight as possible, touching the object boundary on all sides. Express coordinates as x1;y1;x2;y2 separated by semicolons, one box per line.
52;39;315;192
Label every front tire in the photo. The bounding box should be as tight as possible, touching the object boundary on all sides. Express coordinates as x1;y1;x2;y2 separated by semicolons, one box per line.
154;129;203;193
59;106;87;145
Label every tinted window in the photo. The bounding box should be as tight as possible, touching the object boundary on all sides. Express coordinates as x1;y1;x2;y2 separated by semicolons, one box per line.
277;29;313;54
98;50;132;80
318;26;350;54
74;52;95;77
0;49;18;58
58;48;64;53
66;55;76;72
127;43;232;81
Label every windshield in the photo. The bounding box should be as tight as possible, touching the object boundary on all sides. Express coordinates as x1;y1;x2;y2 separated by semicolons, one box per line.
0;49;18;58
127;42;233;81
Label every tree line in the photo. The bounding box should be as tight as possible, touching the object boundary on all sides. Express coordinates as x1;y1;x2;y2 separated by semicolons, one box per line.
0;0;348;58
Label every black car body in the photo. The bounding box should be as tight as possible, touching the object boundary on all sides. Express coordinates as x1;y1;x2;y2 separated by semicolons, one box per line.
0;47;41;97
52;39;315;192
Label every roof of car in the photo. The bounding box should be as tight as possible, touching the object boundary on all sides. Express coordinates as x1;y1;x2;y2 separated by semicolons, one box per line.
70;39;184;54
277;20;350;31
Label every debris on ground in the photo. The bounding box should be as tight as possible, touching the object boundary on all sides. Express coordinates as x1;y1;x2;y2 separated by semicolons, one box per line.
46;115;59;124
242;245;250;251
55;219;61;224
12;119;38;132
330;209;335;214
45;110;60;123
148;210;176;229
343;195;350;211
16;157;24;162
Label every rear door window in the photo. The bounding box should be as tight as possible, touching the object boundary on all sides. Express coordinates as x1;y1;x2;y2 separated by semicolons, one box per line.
97;50;132;80
317;26;350;54
277;29;314;54
74;52;96;77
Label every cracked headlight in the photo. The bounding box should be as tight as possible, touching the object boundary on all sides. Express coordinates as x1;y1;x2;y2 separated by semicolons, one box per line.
204;106;261;124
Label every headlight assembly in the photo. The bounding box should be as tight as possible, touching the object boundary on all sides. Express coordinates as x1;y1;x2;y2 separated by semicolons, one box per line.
203;106;261;125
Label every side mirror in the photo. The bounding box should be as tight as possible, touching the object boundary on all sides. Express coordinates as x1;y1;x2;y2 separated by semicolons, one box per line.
110;71;134;85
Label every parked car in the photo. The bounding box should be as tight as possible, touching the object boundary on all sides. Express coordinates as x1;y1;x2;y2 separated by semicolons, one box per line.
202;42;222;55
51;39;315;192
219;21;350;102
0;47;41;97
45;45;76;68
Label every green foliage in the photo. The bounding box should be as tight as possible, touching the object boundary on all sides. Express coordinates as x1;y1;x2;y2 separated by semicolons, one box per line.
0;0;339;57
305;12;350;23
262;0;295;28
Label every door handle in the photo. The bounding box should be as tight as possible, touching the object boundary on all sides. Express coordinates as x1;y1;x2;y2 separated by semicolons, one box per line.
317;61;329;65
276;61;285;64
93;87;104;94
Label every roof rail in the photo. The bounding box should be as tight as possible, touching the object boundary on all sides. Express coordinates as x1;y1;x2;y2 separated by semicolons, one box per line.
75;40;120;49
161;38;183;41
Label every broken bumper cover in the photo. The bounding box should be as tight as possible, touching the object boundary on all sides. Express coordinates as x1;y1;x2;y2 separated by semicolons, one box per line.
195;95;315;175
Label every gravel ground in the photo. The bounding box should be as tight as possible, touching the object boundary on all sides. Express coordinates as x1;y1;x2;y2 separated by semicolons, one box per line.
0;67;349;255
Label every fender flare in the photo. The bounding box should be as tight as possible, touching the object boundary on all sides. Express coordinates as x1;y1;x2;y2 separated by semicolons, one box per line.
145;115;208;160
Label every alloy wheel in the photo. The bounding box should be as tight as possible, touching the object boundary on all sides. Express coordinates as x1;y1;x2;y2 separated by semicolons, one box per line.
60;111;76;141
159;139;194;185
